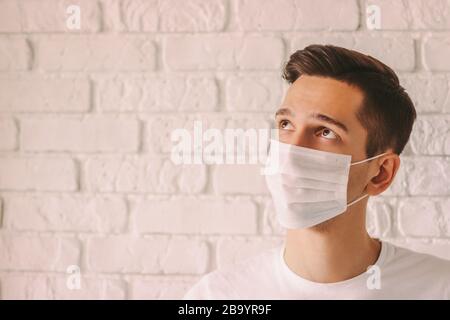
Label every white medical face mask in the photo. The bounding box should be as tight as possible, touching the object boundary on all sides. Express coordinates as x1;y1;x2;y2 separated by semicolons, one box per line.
263;139;387;229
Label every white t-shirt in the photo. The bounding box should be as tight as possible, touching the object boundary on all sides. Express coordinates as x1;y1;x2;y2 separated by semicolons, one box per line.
183;241;450;299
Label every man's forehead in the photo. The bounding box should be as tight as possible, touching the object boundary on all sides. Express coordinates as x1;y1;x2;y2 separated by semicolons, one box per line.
283;75;364;117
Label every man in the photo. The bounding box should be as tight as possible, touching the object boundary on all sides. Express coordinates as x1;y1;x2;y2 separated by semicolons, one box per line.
183;45;450;299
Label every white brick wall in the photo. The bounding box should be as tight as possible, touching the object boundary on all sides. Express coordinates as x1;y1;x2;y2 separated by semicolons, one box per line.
0;0;449;299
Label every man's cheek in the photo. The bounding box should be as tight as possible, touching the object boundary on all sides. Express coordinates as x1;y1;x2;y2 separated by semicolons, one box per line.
347;168;369;198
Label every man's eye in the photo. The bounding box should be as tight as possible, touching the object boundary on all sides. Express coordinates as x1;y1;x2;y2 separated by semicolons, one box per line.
278;119;294;130
318;127;338;140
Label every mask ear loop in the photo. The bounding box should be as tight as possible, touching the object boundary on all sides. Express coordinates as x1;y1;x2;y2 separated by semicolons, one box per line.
347;193;369;207
350;152;389;166
347;152;390;206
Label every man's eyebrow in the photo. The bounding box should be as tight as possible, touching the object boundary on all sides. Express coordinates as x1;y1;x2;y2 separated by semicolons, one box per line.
274;107;295;117
310;112;349;133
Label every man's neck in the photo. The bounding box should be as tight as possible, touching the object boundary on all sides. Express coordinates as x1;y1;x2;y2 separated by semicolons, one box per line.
283;203;382;283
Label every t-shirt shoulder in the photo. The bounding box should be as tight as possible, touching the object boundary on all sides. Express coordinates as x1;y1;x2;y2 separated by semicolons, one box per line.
388;242;450;276
384;242;450;298
182;245;282;300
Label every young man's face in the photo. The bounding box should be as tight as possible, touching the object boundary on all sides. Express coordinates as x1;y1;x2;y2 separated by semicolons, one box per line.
275;75;383;211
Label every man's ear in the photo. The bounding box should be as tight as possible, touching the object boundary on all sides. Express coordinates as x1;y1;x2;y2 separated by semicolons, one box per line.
367;153;400;196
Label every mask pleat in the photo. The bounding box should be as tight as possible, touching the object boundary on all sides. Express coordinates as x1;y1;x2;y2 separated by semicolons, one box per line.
279;174;347;192
264;139;357;229
286;200;345;215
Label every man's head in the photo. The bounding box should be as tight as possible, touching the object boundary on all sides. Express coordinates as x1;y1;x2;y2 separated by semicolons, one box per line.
276;44;416;231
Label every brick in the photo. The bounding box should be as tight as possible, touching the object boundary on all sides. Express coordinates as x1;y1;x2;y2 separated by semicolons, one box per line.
20;116;139;152
36;35;156;71
159;0;226;32
0;156;77;191
0;117;17;150
354;35;415;71
366;197;394;238
423;35;450;71
398;198;449;237
103;0;226;32
0;274;48;299
295;0;359;30
129;276;199;299
0;37;30;70
409;115;450;155
235;0;296;31
365;0;450;30
216;237;283;269
399;74;450;113
84;155;207;193
164;35;284;70
292;34;415;71
86;236;208;274
102;0;158;32
0;198;3;228
225;75;283;112
442;199;450;237
404;157;450;195
212;164;269;195
0;233;80;271
237;0;358;31
0;0;100;32
3;194;127;232
161;238;209;274
238;0;358;31
95;75;218;112
0;76;90;112
0;274;125;299
133;197;258;234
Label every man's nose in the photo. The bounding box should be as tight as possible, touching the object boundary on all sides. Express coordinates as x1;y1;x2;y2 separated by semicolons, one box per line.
282;127;313;149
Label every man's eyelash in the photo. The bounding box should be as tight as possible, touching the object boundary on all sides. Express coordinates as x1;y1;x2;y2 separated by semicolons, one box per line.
275;121;340;140
317;127;341;140
276;118;290;126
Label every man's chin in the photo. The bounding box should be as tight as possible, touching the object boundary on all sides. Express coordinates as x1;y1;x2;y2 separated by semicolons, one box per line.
306;214;343;233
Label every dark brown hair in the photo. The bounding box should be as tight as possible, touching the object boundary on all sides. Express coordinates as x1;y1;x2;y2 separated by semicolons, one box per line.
282;44;416;157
